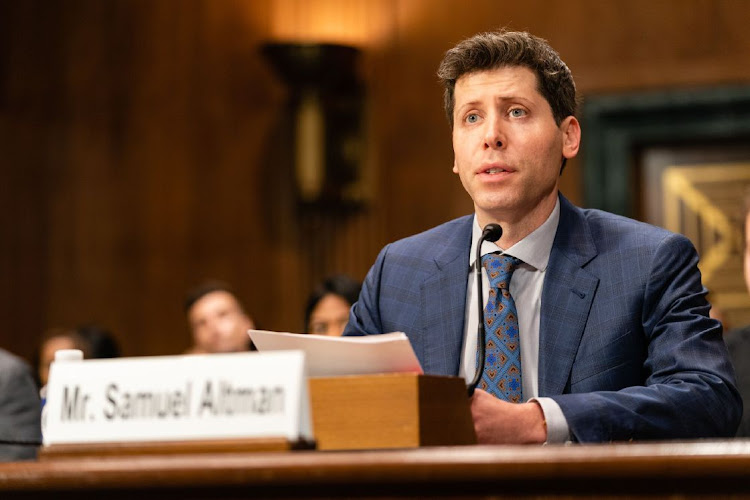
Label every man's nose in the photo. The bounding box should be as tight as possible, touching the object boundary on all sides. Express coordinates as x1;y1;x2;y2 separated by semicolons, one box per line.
483;114;505;150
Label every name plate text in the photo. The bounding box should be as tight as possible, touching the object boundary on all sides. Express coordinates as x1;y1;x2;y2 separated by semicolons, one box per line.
43;351;311;445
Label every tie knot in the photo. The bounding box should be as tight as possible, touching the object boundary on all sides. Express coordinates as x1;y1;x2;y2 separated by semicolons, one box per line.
481;253;521;289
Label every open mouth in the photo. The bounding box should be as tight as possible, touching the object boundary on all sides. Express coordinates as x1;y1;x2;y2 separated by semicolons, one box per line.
479;165;514;176
485;167;508;174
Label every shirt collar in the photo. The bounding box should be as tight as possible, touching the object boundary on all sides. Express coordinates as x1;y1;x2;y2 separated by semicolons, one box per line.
468;198;560;272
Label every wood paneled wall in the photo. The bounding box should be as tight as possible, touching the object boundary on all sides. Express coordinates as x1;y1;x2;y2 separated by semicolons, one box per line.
2;0;750;363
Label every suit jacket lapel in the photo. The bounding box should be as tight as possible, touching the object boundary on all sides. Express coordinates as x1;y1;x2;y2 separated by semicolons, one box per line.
538;195;599;396
421;216;473;376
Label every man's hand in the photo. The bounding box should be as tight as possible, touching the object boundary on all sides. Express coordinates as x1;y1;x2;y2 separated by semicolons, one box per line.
469;388;547;444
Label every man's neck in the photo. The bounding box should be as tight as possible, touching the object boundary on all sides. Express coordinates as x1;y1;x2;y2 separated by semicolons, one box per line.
476;193;559;249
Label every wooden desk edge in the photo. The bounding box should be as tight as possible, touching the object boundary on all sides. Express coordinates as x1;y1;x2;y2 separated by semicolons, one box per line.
1;440;749;492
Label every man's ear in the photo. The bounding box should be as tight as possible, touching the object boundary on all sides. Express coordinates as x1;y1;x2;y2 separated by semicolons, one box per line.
561;116;581;160
452;159;459;174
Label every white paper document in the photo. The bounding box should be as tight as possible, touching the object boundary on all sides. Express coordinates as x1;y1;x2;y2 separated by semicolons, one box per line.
249;330;423;377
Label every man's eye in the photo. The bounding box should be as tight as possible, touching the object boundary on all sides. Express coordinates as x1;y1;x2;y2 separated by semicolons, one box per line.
509;108;526;118
466;114;479;123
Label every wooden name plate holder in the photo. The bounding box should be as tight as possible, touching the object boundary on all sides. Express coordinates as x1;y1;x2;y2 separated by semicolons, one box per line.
40;351;313;459
309;373;476;450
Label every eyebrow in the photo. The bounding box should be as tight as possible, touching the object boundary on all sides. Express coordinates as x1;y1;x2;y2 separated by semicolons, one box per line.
457;94;534;111
454;100;484;116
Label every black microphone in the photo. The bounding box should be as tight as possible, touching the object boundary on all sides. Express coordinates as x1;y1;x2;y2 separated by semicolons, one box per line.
467;223;503;397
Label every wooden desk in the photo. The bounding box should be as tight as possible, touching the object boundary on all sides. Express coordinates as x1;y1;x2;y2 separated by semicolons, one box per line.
1;440;749;498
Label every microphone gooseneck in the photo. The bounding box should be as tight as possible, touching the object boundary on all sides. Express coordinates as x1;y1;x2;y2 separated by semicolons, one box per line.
467;223;502;397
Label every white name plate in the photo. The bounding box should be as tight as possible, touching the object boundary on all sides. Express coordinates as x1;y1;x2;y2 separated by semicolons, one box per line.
43;351;312;446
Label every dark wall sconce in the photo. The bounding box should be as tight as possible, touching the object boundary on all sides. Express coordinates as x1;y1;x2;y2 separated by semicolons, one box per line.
262;43;366;208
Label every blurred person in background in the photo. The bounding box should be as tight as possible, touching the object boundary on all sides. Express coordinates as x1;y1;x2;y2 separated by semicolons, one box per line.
184;281;256;353
304;274;361;336
36;324;121;388
76;323;121;359
36;328;88;388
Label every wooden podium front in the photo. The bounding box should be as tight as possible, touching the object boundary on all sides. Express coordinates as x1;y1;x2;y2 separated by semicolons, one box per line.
309;373;476;450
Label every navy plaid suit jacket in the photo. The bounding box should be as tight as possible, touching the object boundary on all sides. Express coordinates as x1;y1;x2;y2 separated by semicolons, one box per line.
344;194;741;442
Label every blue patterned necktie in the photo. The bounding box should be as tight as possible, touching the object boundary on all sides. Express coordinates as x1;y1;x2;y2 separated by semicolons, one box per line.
479;253;523;403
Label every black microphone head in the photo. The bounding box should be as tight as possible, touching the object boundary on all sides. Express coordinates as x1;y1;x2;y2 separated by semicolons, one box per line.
482;223;502;243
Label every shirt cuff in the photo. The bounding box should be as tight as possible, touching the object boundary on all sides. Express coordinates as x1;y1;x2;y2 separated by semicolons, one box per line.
531;397;571;444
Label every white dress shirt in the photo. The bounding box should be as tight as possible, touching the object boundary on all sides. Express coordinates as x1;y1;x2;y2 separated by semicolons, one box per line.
458;199;570;443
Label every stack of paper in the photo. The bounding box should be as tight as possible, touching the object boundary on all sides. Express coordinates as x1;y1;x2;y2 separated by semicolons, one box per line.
248;330;423;377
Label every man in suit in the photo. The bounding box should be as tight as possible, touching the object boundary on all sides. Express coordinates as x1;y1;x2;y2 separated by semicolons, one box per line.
726;190;750;437
343;30;741;443
0;348;42;460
